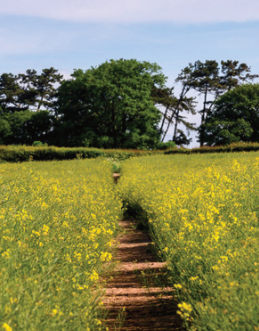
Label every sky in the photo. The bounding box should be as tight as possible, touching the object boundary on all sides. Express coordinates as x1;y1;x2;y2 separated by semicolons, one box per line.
1;0;259;147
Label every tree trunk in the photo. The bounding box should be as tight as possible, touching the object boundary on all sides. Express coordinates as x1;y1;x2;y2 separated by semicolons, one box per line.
159;104;169;135
161;108;176;141
173;107;182;141
200;86;208;147
37;94;44;111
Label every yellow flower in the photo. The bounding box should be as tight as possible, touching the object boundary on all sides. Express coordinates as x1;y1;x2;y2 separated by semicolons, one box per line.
90;270;99;282
1;250;10;258
100;252;112;262
51;309;58;316
42;224;49;235
189;276;198;281
2;323;12;331
62;221;70;228
32;230;40;236
178;302;192;313
174;284;182;289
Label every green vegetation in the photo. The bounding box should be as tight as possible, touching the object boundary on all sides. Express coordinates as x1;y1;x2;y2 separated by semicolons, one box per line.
0;145;159;163
1;59;258;149
1;152;259;330
57;59;166;149
118;153;259;330
172;60;258;146
0;159;123;331
3;142;259;163
203;84;259;145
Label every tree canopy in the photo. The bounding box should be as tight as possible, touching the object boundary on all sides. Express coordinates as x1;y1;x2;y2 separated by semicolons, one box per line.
175;60;258;146
57;59;167;149
203;84;259;145
0;59;258;148
0;68;63;114
0;67;62;145
0;110;53;145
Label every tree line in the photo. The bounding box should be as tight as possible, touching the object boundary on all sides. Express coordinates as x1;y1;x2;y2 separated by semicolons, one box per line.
0;59;258;149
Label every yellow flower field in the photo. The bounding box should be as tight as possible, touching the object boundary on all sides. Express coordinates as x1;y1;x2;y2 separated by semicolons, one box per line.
1;152;259;330
118;153;259;331
0;159;122;331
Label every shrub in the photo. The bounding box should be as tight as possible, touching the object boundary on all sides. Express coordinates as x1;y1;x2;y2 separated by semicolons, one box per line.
155;141;176;150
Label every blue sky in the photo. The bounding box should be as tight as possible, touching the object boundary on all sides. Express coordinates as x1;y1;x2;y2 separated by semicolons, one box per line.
1;0;259;146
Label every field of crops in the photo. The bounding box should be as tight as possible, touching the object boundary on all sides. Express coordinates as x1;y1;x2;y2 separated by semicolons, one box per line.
1;153;259;331
118;153;259;331
0;159;122;331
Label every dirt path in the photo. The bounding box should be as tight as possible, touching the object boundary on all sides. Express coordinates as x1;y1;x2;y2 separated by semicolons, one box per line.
103;219;184;331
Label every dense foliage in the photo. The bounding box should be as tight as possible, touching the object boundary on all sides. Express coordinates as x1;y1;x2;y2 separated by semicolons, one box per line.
0;110;53;145
0;59;258;148
203;84;259;145
0;68;62;113
56;59;166;149
0;68;61;145
173;60;258;146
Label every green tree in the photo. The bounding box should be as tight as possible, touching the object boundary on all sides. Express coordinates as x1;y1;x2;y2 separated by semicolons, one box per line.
57;59;167;149
151;86;177;137
0;68;62;145
0;110;53;145
0;73;27;113
0;68;63;115
18;67;63;112
177;60;258;146
219;60;259;91
203;84;259;145
151;84;196;146
178;60;220;147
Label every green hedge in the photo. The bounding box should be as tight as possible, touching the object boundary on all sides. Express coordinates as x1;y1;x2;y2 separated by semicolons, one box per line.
0;146;155;162
1;142;259;163
165;142;259;155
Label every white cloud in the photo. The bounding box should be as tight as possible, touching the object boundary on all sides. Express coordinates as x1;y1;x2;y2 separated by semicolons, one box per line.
1;0;259;24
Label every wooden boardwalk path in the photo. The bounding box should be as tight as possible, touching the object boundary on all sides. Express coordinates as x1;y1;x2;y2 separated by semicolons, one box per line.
103;218;184;331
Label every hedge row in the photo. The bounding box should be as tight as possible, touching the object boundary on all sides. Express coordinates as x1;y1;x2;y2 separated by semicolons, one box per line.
165;142;259;155
0;145;155;162
1;142;259;163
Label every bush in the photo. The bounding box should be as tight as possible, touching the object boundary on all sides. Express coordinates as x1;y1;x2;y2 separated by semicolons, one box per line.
155;141;176;150
32;141;43;147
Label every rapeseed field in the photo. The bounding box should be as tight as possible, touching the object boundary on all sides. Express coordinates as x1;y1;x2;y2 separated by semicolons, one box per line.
2;153;259;330
118;153;259;331
0;159;122;331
